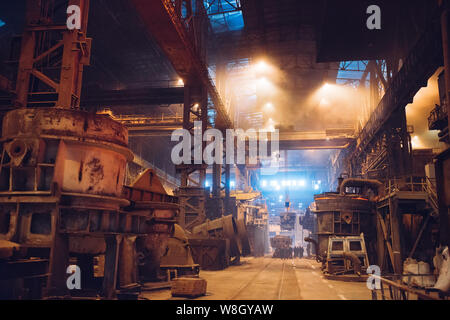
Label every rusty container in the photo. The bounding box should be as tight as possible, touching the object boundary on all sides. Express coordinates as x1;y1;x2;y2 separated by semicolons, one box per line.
0;107;140;298
192;215;242;257
313;192;376;257
0;108;134;251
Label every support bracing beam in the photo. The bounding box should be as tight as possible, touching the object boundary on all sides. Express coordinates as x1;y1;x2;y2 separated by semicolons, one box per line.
348;13;443;178
15;0;91;109
129;0;233;129
175;82;208;230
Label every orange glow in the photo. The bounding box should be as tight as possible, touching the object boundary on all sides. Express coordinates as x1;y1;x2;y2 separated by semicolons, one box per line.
256;77;276;92
411;135;424;149
319;98;330;106
264;102;274;112
255;60;269;73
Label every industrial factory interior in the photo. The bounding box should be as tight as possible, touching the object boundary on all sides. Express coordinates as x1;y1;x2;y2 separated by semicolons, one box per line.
1;0;450;305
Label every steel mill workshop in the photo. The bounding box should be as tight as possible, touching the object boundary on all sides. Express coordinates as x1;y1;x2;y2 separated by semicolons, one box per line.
0;0;449;303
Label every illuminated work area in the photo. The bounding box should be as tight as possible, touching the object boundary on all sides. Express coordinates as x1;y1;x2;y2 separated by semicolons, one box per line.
0;0;449;303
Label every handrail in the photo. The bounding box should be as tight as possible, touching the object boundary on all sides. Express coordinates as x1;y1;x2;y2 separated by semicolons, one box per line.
384;176;433;194
384;176;427;194
371;274;442;300
424;176;439;214
382;176;439;215
428;103;448;128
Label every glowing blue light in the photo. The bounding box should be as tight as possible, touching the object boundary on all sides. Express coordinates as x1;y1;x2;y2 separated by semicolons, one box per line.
262;180;267;187
205;0;244;33
314;184;319;190
0;19;5;28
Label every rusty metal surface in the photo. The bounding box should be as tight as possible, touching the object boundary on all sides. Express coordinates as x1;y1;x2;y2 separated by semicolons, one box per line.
270;235;293;259
118;236;139;289
192;215;243;258
159;224;200;278
123;170;179;282
270;235;292;249
0;240;20;259
188;215;252;269
160;224;195;264
0;0;183;299
2;108;130;149
0;108;132;199
324;234;370;277
15;0;91;109
236;218;251;256
188;237;230;270
0;106;144;298
313;189;376;262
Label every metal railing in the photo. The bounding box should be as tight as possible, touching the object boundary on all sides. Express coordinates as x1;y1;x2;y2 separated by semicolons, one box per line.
428;103;448;130
424;176;439;214
385;176;431;194
99;110;183;127
371;274;446;300
383;176;439;214
112;114;183;126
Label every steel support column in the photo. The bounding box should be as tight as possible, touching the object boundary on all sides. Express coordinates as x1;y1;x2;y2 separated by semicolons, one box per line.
103;235;122;299
387;109;412;178
212;163;222;198
176;82;208;229
15;0;91;109
388;198;403;274
15;0;91;297
129;0;232;129
441;0;450;145
437;0;450;247
224;163;231;214
57;0;90;108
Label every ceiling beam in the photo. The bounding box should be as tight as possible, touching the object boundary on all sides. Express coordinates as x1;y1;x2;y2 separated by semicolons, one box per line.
129;0;233;129
81;86;184;107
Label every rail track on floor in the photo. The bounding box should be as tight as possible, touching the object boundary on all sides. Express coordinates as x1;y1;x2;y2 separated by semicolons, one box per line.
228;258;297;300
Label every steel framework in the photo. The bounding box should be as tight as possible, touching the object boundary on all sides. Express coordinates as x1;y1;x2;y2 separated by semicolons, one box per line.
347;13;443;180
15;0;91;109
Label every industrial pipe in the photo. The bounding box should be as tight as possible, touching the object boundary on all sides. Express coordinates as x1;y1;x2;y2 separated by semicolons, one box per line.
342;252;362;276
304;237;324;262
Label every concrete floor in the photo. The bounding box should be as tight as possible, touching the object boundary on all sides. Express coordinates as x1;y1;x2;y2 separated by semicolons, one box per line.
141;257;373;300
